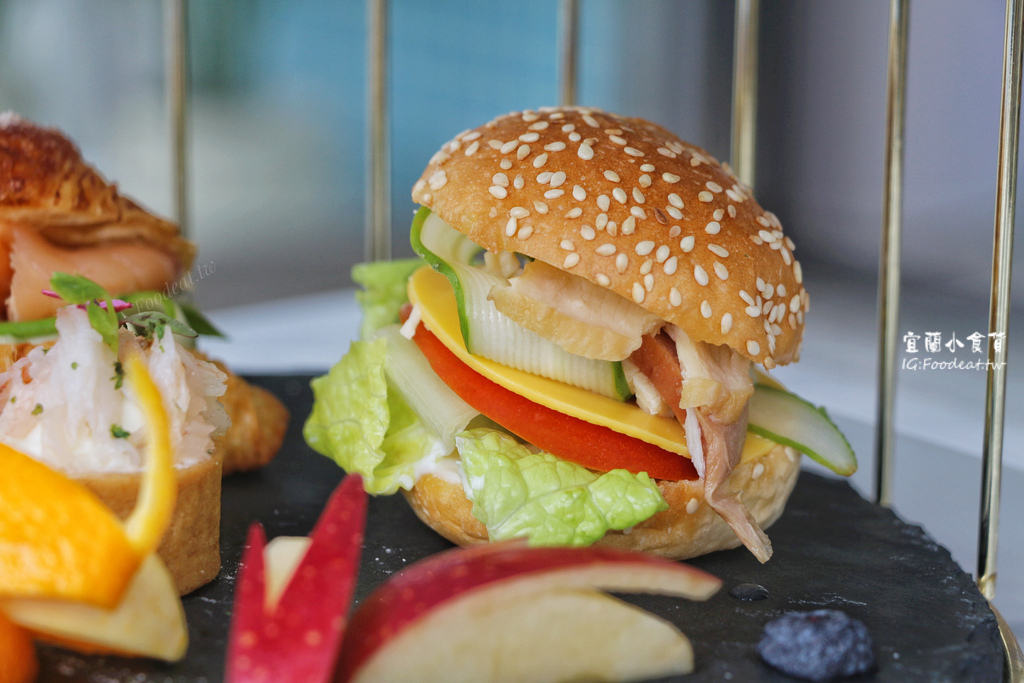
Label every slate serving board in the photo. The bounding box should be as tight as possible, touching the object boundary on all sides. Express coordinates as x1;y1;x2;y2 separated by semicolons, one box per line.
36;375;1004;682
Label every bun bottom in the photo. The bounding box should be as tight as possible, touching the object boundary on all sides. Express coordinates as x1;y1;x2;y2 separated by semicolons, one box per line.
402;443;801;560
76;455;222;595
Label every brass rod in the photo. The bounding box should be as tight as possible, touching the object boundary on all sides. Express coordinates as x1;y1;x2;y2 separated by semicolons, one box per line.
977;0;1023;602
366;0;391;262
559;0;579;107
166;0;190;241
730;0;759;188
873;0;909;508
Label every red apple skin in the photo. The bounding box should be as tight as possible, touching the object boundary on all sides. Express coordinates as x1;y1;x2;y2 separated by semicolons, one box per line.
334;541;720;682
226;475;368;683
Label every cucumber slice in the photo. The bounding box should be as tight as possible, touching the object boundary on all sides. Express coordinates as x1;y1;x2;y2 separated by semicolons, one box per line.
410;207;632;401
748;383;857;475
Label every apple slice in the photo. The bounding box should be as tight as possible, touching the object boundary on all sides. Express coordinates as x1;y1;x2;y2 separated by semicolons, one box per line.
2;552;187;662
225;474;367;683
335;541;721;683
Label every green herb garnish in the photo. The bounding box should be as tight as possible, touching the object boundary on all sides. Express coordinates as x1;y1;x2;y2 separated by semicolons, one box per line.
111;425;130;439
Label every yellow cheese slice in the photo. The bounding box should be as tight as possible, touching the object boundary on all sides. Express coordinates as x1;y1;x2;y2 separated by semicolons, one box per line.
408;266;777;463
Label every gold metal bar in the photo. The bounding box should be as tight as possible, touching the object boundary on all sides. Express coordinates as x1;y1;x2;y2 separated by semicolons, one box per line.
559;0;579;107
978;0;1023;602
166;0;190;241
873;0;909;507
366;0;391;262
730;0;759;188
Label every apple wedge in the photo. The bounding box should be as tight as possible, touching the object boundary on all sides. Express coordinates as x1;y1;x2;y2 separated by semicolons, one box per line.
335;541;721;683
2;553;187;662
225;474;367;683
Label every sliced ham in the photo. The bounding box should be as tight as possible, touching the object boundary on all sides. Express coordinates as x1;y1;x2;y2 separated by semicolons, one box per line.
629;327;772;563
5;225;178;320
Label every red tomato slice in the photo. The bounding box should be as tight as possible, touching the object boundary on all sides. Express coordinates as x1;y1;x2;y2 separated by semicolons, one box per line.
412;324;697;481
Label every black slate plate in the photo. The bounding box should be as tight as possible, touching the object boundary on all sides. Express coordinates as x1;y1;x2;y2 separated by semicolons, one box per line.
36;375;1004;682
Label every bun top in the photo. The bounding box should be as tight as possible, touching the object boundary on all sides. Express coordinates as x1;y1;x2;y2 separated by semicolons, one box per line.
412;107;807;367
0;113;195;269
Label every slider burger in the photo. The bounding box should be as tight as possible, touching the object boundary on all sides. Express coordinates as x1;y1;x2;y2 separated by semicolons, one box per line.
306;107;853;562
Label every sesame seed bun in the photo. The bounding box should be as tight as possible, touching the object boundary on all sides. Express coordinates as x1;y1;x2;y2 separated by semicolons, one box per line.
411;106;807;368
402;444;801;559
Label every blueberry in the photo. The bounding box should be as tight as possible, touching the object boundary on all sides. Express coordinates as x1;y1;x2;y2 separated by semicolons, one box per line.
757;609;875;681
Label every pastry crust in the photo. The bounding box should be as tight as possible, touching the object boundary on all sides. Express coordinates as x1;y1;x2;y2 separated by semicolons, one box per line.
402;444;801;560
0;114;195;268
77;455;222;595
412;107;807;368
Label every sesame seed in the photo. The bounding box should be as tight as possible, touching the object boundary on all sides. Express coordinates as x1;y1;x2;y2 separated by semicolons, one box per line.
580;225;596;240
740;290;755;305
514;175;524;189
613;188;628;204
701;300;712;318
537;171;554;184
644;273;654;291
635;240;655;255
517;144;531;160
500;159;513;170
632;283;645;303
708;244;728;258
633;187;646;203
641;164;654;172
698;191;714;202
604;170;620;182
549;112;565;120
781;249;792;265
706;181;723;193
777;284;787;297
560;239;575;251
757;215;772;228
680;236;695;252
428;170;448;190
545;141;567;152
550;171;567;188
654;208;668;225
583;114;600;128
534;201;549;214
657;147;677;158
568;131;580;142
596;273;611;286
797;310;804;324
533;153;549;168
544;189;564;199
489;186;508;199
728;204;737;217
794;261;803;283
726;189;742;202
519;132;540;143
721;313;733;333
694;265;709;286
413;179;427;194
510;206;529;219
640;259;653;275
607;221;618;236
422;192;432;204
492;173;509;187
668;193;684;209
663;256;678;275
667;206;683;220
789;313;797;328
631;206;647;220
764;283;775;299
505;217;517;236
705;221;721;234
621;216;636;234
465;140;480;156
747;340;761;355
713;208;724;221
562;123;576;132
573;185;587;201
746;305;761;317
624;147;644;157
670;287;682;306
609;135;627;145
529;121;549;131
522;112;539;122
596;243;616;256
785;236;796;250
597;195;611;211
663;172;681;183
463;131;482;142
596;213;609;229
655;245;670;263
758;229;775;242
565;207;583;218
669;225;681;238
578;143;594;160
563;253;580;268
500;140;518;154
488;139;503;150
616;253;628;273
639;174;652;188
713;262;729;280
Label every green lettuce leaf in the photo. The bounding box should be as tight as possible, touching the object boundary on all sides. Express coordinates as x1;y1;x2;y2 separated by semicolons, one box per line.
303;337;444;494
456;429;668;547
352;258;424;340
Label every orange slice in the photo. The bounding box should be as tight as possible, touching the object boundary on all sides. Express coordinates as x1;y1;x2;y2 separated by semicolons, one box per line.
0;610;37;683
